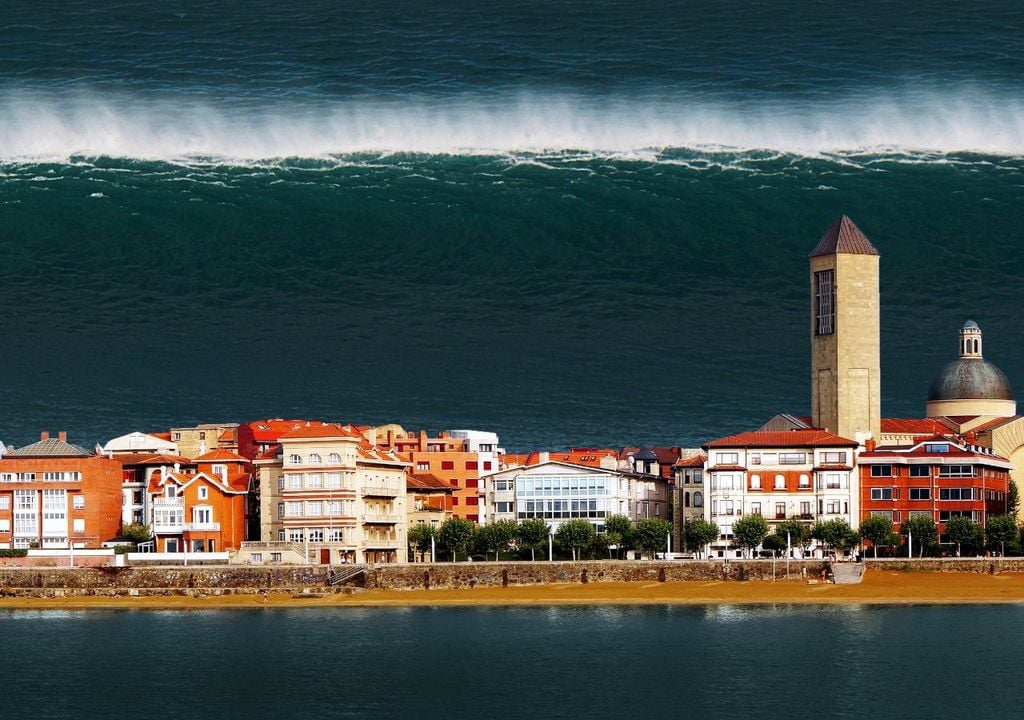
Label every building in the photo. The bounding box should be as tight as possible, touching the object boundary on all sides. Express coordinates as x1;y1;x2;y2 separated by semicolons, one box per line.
0;432;123;549
102;431;179;456
480;460;669;533
116;452;195;527
809;215;881;444
703;430;860;558
858;436;1011;547
251;422;408;564
168;422;240;459
671;452;706;552
406;473;454;561
147;450;252;553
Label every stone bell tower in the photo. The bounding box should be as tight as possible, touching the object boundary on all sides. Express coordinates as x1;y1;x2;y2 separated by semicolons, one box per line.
809;215;881;443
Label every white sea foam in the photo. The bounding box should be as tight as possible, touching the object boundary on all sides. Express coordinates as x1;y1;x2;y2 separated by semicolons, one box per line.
0;89;1022;163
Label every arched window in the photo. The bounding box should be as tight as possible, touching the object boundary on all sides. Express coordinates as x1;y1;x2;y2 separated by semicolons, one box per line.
288;454;301;465
774;474;786;490
328;453;341;464
750;474;761;490
308;453;322;465
684;491;691;508
693;491;703;508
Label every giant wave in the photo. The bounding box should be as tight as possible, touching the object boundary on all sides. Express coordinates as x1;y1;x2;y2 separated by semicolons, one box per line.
2;89;1023;163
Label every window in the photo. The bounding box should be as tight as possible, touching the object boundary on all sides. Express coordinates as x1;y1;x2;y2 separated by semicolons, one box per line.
750;475;761;490
750;502;761;515
278;530;286;542
270;552;283;562
939;488;974;501
749;453;761;465
466;497;479;506
441;461;454;470
466;461;478;470
288;454;302;465
480;444;494;452
73;519;85;533
909;488;930;501
774;503;786;519
466;478;479;488
871;510;893;520
286;501;303;517
815;269;835;335
306;473;323;489
799;474;810;488
308;529;324;543
198;487;208;500
938;465;974;478
823;451;847;464
693;492;702;508
306;501;322;516
416;462;430;471
910;465;930;477
940;510;976;522
716;453;739;465
73;496;85;509
909;510;932;519
483;461;493;471
925;444;949;453
251;553;263;563
278;503;285;519
496;501;512;513
825;500;842;514
779;453;807;465
327;529;345;543
774;475;786;490
800;501;811;518
287;474;302;490
871;488;893;500
199;432;206;440
277;477;285;491
165;486;178;498
328;453;342;464
870;465;892;477
308;453;322;465
823;474;842;489
495;479;512;492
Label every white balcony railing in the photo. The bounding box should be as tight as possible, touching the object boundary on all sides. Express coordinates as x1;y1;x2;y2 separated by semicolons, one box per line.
360;485;401;497
152;498;184;507
362;514;400;524
184;522;221;532
152;523;184;534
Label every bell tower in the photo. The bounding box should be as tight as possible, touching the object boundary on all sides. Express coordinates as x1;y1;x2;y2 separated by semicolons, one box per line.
809;215;881;443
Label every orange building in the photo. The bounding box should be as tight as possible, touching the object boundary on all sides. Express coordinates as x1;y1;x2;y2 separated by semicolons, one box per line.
147;449;252;553
0;432;123;549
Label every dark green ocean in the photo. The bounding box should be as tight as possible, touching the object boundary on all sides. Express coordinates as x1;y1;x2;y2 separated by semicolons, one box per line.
2;0;1023;451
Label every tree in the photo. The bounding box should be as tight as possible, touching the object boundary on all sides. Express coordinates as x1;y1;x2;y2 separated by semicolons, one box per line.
121;522;152;544
812;519;857;555
407;523;437;561
555;520;595;561
475;519;518;561
945;516;980;557
1009;480;1020;518
516;519;550;561
858;515;894;558
732;514;770;558
773;519;811;556
761;533;787;554
684;519;720;559
604;515;633;558
438;518;475;562
901;514;937;557
633;518;672;559
986;514;1018;556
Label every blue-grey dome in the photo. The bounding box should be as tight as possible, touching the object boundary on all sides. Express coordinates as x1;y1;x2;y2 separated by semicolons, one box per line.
927;358;1014;402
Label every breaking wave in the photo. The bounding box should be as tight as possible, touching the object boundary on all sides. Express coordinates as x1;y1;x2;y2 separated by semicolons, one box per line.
1;89;1023;162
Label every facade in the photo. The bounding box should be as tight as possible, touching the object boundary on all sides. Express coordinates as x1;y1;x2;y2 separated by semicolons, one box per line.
147;450;251;553
858;436;1011;545
117;452;195;527
377;429;500;524
102;431;179;456
671;452;706;552
168;422;240;459
0;433;123;549
406;473;454;561
480;460;669;533
255;423;408;564
809;215;881;444
703;430;860;558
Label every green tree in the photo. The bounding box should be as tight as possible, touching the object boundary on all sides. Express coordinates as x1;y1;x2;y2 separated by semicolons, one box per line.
633;518;672;559
858;514;893;558
945;515;980;557
555;520;596;561
773;519;811;556
761;533;787;554
604;515;633;558
684;519;720;558
516;519;551;561
732;514;770;558
120;522;152;544
475;519;518;561
986;514;1018;556
901;514;937;557
812;519;857;555
1008;480;1020;518
438;517;475;562
407;523;437;561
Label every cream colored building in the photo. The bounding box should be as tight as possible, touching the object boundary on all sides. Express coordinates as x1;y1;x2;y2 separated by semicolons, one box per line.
810;215;881;445
246;422;408;564
169;422;239;458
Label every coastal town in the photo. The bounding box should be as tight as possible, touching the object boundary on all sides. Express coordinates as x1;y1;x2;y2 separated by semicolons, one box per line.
1;216;1022;571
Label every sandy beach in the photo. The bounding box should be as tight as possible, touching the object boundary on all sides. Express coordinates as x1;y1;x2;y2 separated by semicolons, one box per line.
2;570;1023;610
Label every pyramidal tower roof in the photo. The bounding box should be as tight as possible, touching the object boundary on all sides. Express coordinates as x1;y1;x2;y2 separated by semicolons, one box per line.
809;215;880;258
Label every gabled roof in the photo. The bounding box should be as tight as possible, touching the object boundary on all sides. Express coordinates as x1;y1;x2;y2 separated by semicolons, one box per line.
673;453;707;468
148;469;250;495
704;430;858;449
247;419;318;443
809;215;879;258
279;422;364;440
407;473;454;491
116;452;194;467
6;438;92;458
757;413;813;432
194;448;248;463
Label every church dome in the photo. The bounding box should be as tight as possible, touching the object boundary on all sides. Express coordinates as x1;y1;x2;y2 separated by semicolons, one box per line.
927;358;1014;401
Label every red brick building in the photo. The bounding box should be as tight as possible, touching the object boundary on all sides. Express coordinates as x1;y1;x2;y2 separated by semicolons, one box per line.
859;436;1011;544
0;432;123;549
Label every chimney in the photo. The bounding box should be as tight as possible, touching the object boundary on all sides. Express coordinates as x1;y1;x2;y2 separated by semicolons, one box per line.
59;431;67;442
865;439;876;452
41;431;50;441
539;451;550;465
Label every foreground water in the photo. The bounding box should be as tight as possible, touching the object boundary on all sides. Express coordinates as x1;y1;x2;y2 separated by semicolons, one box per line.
2;1;1023;449
4;605;1022;718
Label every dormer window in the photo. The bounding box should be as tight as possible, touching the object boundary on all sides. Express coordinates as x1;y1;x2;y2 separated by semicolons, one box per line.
198;487;209;500
925;444;949;453
212;464;228;480
166;486;177;498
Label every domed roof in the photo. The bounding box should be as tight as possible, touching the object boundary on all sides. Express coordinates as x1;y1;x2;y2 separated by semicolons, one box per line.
927;358;1014;402
962;319;980;330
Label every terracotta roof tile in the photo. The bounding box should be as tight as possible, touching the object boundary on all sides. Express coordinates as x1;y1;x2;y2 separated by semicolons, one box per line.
194;448;248;463
279;422;364;440
809;215;880;258
880;418;949;435
704;430;858;449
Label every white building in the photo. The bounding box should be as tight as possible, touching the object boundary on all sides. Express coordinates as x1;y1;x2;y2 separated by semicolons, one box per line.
703;429;860;558
102;431;179;456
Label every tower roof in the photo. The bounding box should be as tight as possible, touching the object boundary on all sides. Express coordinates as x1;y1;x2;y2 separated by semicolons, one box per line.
809;215;880;258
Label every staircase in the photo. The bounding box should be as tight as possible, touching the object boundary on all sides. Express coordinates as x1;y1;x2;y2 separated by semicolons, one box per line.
328;564;367;587
831;562;865;584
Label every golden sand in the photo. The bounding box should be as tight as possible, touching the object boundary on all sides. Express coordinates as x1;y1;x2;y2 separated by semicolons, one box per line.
1;570;1023;610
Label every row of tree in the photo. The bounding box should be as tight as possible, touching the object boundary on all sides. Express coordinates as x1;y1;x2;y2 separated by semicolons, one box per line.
409;516;675;562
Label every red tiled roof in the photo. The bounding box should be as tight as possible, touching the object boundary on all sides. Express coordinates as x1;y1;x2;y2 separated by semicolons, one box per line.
247;419;318;442
704;430;858;449
116;452;193;467
708;464;748;472
195;448;248;462
149;432;173;441
279;422;364;440
254;444;282;461
809;215;879;258
407;473;453;491
525;448;618;468
218;429;236;442
673;453;707;468
880;418;949;435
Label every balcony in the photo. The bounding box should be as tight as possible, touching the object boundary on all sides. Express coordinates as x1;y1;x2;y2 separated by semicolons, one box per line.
362;514;400;524
152;497;184;508
360;485;402;497
152;523;184;534
184;522;221;532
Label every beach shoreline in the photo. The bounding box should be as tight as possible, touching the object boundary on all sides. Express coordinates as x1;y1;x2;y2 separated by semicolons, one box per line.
1;570;1023;610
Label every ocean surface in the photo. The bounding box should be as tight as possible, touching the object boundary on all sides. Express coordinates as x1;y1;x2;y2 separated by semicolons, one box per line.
3;604;1023;718
2;1;1024;450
